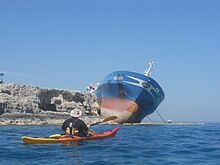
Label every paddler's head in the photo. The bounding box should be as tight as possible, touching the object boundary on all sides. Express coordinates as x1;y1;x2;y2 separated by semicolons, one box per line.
70;109;82;118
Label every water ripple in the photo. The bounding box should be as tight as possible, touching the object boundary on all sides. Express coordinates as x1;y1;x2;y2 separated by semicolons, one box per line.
1;123;220;164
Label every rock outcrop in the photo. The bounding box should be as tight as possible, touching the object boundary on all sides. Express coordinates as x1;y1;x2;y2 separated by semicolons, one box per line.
0;83;101;125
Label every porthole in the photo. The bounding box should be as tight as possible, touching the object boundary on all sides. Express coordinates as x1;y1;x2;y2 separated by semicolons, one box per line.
142;82;150;88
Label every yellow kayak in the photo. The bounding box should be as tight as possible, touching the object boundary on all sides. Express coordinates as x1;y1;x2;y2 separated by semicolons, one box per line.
22;127;119;144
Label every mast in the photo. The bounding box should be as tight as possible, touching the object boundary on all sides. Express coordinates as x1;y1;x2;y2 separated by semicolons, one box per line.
144;62;155;76
0;73;4;83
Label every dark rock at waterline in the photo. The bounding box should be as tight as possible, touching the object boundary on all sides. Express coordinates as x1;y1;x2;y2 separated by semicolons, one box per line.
0;113;101;125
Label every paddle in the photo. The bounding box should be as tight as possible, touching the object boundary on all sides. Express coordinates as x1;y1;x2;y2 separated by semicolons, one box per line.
90;116;117;126
49;116;117;138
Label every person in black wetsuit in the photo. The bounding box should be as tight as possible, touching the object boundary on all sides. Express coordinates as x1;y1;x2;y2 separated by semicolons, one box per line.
61;109;89;137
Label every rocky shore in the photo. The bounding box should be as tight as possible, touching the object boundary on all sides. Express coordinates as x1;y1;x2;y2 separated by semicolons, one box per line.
0;83;102;125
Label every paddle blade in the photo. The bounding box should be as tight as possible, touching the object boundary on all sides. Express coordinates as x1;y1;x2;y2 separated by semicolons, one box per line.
102;116;117;122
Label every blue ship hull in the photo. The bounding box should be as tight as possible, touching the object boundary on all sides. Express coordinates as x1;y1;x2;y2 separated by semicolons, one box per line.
95;71;165;123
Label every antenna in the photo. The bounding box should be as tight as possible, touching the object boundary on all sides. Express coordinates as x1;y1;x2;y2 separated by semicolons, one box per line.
144;62;155;76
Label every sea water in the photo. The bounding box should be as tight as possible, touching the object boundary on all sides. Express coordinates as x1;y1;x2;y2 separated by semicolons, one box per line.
0;123;220;165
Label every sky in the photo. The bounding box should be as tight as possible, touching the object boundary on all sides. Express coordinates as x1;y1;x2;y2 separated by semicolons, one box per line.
0;0;220;122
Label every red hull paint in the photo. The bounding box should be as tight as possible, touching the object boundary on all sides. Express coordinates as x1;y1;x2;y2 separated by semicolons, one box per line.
100;97;139;123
